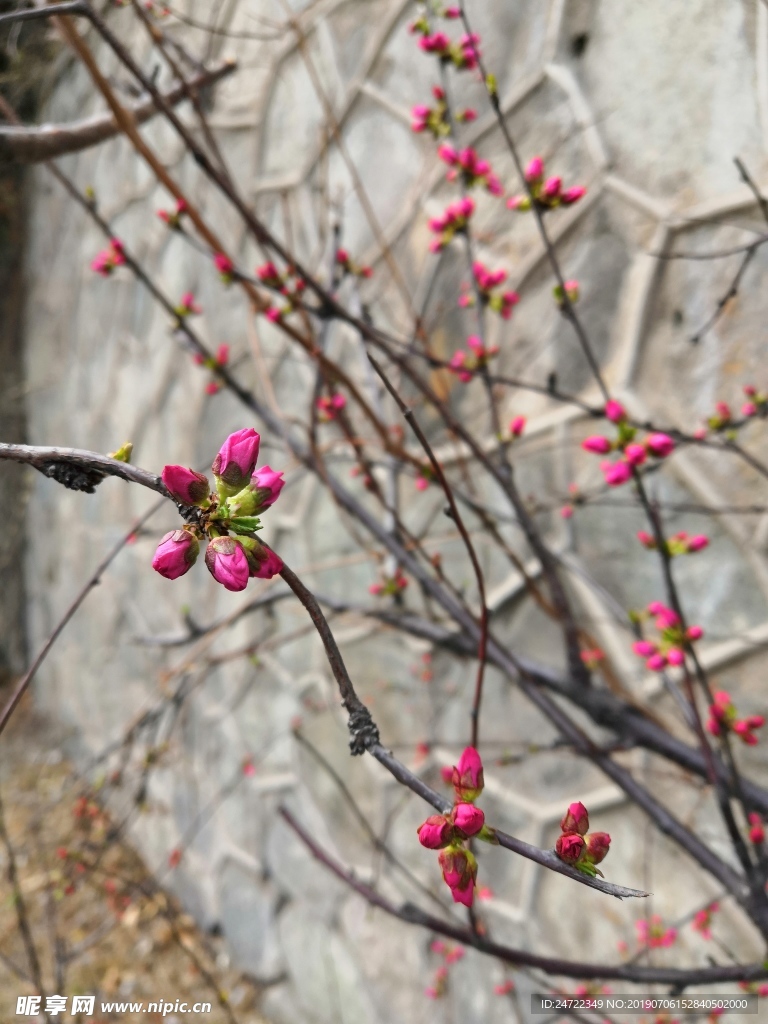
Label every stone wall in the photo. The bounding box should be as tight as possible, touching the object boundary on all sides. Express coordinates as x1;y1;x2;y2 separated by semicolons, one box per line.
19;1;768;1021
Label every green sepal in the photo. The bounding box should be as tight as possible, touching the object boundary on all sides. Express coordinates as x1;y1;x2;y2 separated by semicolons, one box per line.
228;516;263;534
477;825;499;845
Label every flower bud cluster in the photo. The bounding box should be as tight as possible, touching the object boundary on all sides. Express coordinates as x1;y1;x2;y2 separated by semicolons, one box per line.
91;238;126;276
369;567;408;596
437;145;503;195
428;197;475;252
692;901;719;940
417;747;495;906
411;85;450;137
631;601;703;672
553;279;580;306
580;400;675;488
157;198;188;230
335;248;373;280
706;691;764;745
424;941;465;1000
507;156;587;212
739;981;768;997
175;291;202;319
213;252;235;284
153;429;284;591
255;261;307;322
316;393;346;422
554;801;611;877
193;343;229;395
636;530;709;556
410;21;481;71
741;384;767;418
636;915;677;949
459;260;519;319
448;335;499;382
579;647;604;668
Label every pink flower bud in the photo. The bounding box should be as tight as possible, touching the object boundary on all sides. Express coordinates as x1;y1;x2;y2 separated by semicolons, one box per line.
624;443;647;466
437;143;459;165
152;529;199;580
213;252;234;279
417;814;454;849
524;156;544;183
646;433;675;457
438;846;477;898
561;185;587;205
687;625;704;640
742;402;758;417
161;465;210;506
632;640;656;657
250;464;285;511
750;822;765;845
684;534;708;552
582;435;611;454
451;746;484;801
646;653;667;671
560;801;589;836
666;647;685;666
747;715;766;729
602;460;632;486
212;428;261;491
706;716;721;737
510;415;526;437
542;175;562;199
604;399;626;423
239;539;283;579
556;833;585;863
452;802;485;838
205;536;250;591
583;831;611;864
637;530;655;548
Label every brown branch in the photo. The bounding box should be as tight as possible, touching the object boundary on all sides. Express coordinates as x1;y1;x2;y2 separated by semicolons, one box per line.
280;805;766;985
0;60;236;164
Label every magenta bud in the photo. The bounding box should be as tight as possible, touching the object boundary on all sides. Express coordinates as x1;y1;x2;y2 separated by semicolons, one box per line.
438;846;477;904
646;433;675;458
212;428;261;492
452;802;485;838
561;185;587;205
237;536;284;579
251;465;285;511
624;443;647;466
687;625;704;640
451;746;484;802
666;647;685;666
604;399;626;423
632;640;656;657
556;833;585;863
524;156;544;183
204;536;250;591
542;175;562;198
152;529;199;580
582;435;611;454
687;534;709;552
161;465;210;506
560;801;589;836
602;460;632;486
583;831;611;865
646;653;667;672
417;814;454;849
